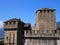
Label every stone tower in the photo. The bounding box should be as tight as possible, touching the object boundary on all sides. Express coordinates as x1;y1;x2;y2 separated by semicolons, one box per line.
36;8;56;33
24;8;60;45
4;8;60;45
4;18;24;45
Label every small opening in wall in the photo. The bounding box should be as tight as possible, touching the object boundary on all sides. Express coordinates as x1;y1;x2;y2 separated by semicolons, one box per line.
51;10;53;13
10;22;11;24
44;10;46;13
55;30;57;33
7;36;8;40
26;31;28;33
13;21;16;24
5;22;8;25
40;10;42;13
47;10;49;13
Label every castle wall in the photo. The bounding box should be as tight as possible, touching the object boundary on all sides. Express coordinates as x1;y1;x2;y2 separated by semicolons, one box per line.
24;39;57;45
4;8;60;45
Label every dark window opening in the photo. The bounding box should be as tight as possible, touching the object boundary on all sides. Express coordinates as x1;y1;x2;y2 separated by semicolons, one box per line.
44;10;46;13
47;10;49;13
26;31;28;33
10;22;11;24
6;36;8;40
13;21;16;24
40;10;42;13
51;10;53;13
5;22;8;25
55;30;57;33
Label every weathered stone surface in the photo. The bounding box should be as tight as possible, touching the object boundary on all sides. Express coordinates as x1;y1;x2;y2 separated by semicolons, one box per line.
4;8;60;45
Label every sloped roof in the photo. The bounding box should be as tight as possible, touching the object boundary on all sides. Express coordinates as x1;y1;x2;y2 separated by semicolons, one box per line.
4;18;21;23
24;23;31;27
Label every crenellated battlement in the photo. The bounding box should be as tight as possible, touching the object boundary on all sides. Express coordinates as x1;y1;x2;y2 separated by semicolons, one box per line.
36;8;56;13
4;18;24;30
36;8;56;31
4;8;60;45
24;29;60;39
4;18;18;29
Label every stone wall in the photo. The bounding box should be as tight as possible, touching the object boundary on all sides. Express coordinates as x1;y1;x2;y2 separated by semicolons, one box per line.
24;39;57;45
4;30;17;45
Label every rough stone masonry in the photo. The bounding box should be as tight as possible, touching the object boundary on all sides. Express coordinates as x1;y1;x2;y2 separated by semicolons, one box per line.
4;8;60;45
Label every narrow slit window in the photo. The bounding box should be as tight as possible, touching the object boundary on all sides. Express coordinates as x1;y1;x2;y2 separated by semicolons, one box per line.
6;36;8;40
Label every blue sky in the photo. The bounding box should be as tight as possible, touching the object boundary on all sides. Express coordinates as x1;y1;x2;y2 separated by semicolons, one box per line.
0;0;60;26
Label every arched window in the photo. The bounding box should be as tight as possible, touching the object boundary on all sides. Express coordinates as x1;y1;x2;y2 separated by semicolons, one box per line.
40;10;42;13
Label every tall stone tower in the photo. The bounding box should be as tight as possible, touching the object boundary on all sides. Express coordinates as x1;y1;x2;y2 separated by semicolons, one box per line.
4;8;60;45
24;8;60;45
36;8;56;33
4;18;24;45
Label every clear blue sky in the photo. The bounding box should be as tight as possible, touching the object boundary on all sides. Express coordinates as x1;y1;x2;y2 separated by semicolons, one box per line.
0;0;60;26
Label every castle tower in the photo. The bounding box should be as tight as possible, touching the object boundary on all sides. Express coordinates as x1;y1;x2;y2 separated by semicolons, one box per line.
4;18;24;45
36;8;56;33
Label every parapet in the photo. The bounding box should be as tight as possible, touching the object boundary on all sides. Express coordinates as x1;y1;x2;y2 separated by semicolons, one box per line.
4;18;24;30
24;30;60;39
36;8;56;13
